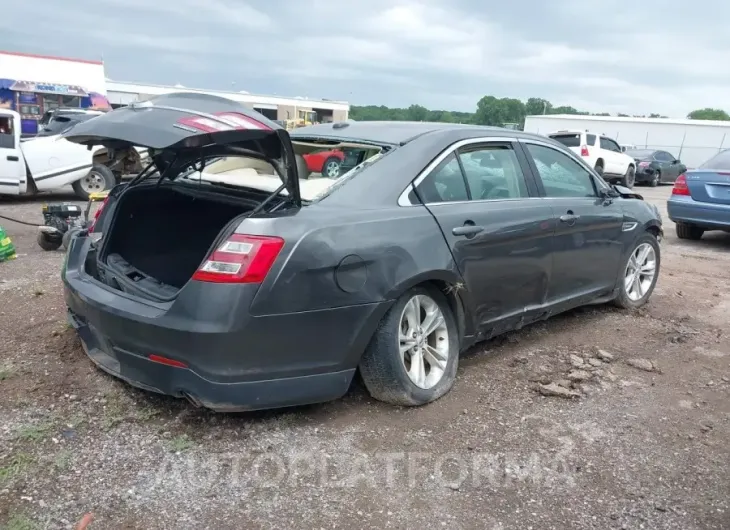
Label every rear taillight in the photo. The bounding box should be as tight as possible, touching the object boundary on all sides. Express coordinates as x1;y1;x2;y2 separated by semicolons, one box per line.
88;196;109;232
192;234;284;284
580;145;589;157
672;173;690;196
638;161;650;168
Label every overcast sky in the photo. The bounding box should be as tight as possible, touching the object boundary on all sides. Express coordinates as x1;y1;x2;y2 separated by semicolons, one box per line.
1;0;727;117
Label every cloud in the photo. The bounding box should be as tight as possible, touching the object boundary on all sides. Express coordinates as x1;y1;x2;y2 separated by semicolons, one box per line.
1;0;729;117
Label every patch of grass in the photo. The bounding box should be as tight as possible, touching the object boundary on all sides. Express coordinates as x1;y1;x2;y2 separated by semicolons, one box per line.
167;434;194;453
0;453;34;485
54;450;72;472
0;364;14;381
5;513;39;530
14;422;54;443
134;406;160;423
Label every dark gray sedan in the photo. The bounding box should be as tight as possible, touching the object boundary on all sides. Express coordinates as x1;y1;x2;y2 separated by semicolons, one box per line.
61;93;663;412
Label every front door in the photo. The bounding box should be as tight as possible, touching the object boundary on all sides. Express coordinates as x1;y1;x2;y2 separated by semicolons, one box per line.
655;151;683;182
413;140;554;334
0;111;25;195
520;140;624;309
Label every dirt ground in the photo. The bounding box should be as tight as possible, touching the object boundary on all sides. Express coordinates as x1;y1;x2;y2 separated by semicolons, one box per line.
0;186;729;530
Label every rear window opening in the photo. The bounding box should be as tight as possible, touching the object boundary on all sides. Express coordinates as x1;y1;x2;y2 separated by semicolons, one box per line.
88;141;386;302
549;133;582;147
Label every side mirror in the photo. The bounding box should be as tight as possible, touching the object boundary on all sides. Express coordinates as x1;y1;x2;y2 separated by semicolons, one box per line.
673;159;681;164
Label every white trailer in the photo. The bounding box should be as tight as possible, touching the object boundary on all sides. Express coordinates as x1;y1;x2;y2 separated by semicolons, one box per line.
523;114;730;169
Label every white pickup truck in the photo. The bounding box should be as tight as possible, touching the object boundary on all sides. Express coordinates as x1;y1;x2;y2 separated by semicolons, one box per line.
0;108;147;199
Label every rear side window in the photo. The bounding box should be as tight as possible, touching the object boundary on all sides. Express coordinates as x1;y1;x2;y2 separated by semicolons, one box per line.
458;145;529;200
525;143;597;198
414;153;469;203
586;134;596;146
699;149;730;170
549;133;582;147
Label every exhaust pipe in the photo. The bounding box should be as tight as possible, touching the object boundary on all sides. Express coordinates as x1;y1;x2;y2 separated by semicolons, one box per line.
181;391;203;408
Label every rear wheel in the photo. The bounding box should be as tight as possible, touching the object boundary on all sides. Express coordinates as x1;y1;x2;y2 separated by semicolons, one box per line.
676;223;704;240
37;232;62;251
322;157;341;178
620;166;636;188
613;233;660;309
359;286;459;406
72;164;116;200
649;171;660;187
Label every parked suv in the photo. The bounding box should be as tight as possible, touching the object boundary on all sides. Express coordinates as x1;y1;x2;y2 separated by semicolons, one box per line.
548;130;636;188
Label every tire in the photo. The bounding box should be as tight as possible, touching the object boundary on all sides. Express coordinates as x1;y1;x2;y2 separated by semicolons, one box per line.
322;157;342;178
676;223;704;240
594;161;604;176
359;285;459;406
613;233;660;309
72;164;116;200
649;171;660;187
620;166;636;188
37;231;62;251
62;227;81;250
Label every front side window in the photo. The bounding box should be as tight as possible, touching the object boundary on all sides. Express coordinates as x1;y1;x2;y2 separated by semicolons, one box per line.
586;134;597;146
655;151;673;162
458;145;529;200
0;116;14;148
526;143;597;198
600;137;620;152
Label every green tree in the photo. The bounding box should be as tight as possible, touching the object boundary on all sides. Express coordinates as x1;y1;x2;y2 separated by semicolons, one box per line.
687;108;730;120
525;97;551;116
474;96;526;127
405;104;429;121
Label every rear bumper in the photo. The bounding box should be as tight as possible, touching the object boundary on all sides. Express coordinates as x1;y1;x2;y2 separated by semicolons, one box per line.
62;237;390;412
667;196;730;230
68;309;355;412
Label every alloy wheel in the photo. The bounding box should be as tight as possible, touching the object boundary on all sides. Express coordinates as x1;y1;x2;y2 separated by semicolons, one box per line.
324;160;340;178
624;243;657;301
398;294;449;389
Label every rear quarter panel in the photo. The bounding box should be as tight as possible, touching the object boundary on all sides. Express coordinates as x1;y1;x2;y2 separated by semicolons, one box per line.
243;204;463;316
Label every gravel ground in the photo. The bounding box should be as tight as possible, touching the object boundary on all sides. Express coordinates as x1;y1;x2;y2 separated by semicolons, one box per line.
0;186;729;530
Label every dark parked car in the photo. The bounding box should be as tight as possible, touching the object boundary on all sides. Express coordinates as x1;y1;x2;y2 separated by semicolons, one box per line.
37;108;105;137
61;93;663;412
667;149;730;240
625;149;686;187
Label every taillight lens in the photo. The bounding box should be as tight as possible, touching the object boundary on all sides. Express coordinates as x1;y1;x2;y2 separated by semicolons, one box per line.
672;174;690;196
88;196;109;232
192;234;284;284
638;161;650;168
580;145;589;157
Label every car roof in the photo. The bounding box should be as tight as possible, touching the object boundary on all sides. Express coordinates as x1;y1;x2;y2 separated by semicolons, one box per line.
291;121;549;146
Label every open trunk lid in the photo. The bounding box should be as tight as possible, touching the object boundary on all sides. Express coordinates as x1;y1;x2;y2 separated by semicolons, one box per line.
62;92;300;204
684;170;730;205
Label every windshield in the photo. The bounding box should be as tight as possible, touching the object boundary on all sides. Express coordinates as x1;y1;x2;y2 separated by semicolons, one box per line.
699;149;730;170
175;141;385;202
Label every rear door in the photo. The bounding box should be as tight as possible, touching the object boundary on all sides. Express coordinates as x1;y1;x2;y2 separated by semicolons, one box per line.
0;111;25;195
519;139;624;308
412;138;554;333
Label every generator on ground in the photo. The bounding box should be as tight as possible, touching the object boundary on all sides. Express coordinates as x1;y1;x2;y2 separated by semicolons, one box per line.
37;192;109;251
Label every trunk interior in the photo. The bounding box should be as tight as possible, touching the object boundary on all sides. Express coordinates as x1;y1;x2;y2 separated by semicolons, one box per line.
101;185;255;292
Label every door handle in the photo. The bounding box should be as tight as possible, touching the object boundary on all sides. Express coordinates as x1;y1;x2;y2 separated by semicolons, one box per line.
452;224;484;237
6;156;19;162
559;212;579;225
